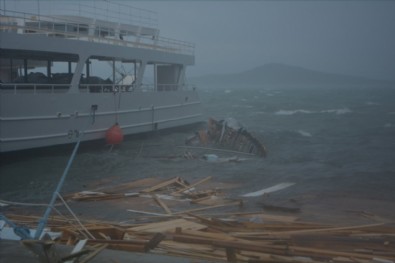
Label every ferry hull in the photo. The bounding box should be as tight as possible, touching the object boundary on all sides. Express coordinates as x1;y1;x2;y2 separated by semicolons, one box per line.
0;91;201;152
1;7;201;153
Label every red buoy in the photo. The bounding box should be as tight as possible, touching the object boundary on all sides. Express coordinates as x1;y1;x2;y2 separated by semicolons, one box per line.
105;123;124;145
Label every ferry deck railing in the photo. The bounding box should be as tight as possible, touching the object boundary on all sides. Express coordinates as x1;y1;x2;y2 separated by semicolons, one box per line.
0;10;195;56
0;83;196;95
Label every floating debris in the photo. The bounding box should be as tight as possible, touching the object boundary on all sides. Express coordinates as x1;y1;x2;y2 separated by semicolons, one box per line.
241;182;296;197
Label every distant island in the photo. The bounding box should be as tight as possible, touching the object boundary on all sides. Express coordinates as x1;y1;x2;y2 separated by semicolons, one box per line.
190;63;393;88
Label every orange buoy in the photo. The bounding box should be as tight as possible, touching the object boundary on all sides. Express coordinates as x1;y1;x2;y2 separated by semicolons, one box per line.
105;123;124;145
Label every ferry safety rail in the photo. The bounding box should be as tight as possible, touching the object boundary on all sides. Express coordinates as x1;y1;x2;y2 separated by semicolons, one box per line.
0;8;195;56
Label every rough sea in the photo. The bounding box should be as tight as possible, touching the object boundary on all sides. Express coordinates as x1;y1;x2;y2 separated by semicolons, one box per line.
1;84;395;222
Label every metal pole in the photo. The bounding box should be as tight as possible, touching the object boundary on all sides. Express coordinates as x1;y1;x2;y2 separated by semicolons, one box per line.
112;58;115;85
34;136;82;239
23;59;28;83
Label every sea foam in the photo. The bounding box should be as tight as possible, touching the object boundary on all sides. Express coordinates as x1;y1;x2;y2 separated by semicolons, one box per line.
321;108;352;115
297;130;312;137
275;109;313;115
275;108;352;115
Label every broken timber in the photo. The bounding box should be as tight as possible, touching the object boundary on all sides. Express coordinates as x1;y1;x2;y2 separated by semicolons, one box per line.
4;210;395;263
4;175;395;263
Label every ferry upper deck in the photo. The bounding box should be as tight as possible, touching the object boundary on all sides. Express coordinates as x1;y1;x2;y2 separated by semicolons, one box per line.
0;2;194;56
0;2;195;93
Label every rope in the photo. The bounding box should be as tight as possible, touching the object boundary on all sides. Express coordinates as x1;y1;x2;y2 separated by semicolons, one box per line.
113;89;121;124
56;192;96;240
51;206;90;240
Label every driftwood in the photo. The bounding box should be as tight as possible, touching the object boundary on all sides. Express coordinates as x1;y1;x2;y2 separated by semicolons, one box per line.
4;208;395;263
4;176;395;263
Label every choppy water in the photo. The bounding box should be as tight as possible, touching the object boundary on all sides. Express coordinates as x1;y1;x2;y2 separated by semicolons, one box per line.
1;85;395;213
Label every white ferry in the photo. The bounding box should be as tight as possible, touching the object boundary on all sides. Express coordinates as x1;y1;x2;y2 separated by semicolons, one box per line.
0;2;202;153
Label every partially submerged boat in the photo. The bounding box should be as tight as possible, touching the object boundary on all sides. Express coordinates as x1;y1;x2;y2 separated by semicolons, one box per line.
0;2;202;153
186;117;267;157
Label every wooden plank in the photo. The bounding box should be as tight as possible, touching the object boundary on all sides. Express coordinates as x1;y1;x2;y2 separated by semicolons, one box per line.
177;229;240;242
226;247;237;262
78;244;108;263
153;194;172;215
173;201;242;215
70;192;139;201
175;177;190;188
127;218;207;233
87;239;147;252
62;178;158;200
172;234;287;255
171;176;212;195
146;233;166;250
241;182;295;197
158;240;227;261
194;212;299;223
232;222;387;238
127;209;171;217
189;193;218;204
288;245;394;261
140;177;180;193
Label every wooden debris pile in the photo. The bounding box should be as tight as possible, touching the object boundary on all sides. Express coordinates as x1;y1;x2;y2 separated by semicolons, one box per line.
3;177;395;262
4;212;395;262
163;215;395;263
65;176;242;217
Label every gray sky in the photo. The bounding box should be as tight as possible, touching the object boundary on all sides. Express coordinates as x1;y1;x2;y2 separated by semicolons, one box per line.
132;1;395;80
4;1;395;80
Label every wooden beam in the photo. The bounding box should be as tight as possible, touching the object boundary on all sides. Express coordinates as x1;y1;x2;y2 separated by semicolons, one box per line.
172;176;212;195
153;194;172;215
140;177;180;193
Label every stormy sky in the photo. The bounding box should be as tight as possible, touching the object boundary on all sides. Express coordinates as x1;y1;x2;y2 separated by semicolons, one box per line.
4;0;395;80
133;1;395;80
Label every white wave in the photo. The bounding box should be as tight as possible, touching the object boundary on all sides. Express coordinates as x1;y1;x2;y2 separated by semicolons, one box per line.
275;109;313;115
384;123;393;128
297;130;312;137
275;108;352;116
224;89;232;94
321;108;352;115
366;101;380;106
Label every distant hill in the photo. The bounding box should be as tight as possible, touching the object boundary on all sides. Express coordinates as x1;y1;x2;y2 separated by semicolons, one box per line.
189;63;393;88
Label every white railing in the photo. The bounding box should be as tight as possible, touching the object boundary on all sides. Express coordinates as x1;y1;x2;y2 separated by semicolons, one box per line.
1;1;158;31
0;9;195;56
0;83;197;94
57;1;159;29
0;83;135;94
